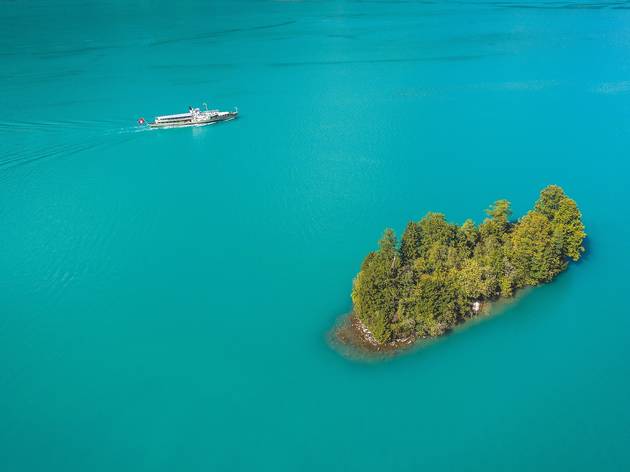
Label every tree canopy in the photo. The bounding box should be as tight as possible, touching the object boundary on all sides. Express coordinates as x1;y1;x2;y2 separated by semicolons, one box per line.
351;185;586;344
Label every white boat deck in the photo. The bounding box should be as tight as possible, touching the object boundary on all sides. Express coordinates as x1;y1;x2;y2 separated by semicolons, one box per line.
147;105;238;128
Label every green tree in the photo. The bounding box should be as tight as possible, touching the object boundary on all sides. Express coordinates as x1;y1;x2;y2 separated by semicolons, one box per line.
416;213;457;250
408;274;459;336
400;221;422;264
456;258;487;300
486;199;512;226
534;185;586;261
510;211;557;285
415;213;458;273
534;185;566;220
351;229;400;343
457;219;479;258
555;197;586;261
480;199;512;240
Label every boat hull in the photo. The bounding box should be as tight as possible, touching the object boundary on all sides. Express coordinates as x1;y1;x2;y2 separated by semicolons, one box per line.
149;111;237;129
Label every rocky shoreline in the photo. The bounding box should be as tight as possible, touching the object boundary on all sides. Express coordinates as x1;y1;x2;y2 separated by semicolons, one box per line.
333;298;511;356
333;312;418;355
331;291;539;358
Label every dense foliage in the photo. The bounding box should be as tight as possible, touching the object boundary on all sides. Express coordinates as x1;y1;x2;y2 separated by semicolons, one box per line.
351;185;586;343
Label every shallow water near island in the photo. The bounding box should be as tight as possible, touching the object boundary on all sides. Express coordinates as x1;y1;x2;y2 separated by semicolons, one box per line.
2;1;630;471
330;287;536;362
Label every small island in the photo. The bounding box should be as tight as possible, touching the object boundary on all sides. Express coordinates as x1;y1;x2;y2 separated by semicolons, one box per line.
338;185;586;352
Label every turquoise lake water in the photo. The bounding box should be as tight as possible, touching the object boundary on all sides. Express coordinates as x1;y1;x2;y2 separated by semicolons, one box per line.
2;0;630;470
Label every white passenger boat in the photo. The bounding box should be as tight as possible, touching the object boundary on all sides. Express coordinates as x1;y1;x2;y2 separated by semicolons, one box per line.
140;104;238;129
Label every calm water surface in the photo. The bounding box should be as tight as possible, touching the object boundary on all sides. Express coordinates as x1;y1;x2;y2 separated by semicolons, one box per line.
1;1;630;470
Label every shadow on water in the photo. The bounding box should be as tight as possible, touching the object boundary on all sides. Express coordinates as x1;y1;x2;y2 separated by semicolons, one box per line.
575;235;592;265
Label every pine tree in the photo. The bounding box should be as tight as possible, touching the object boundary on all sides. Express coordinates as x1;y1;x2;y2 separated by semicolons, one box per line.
400;221;422;264
510;211;555;285
351;229;400;343
534;185;586;261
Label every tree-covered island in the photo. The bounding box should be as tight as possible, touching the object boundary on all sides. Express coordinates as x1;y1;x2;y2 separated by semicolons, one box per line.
347;185;586;349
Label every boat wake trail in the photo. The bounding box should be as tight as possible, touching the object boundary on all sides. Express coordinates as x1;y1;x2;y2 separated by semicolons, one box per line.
0;118;146;172
0;118;133;134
